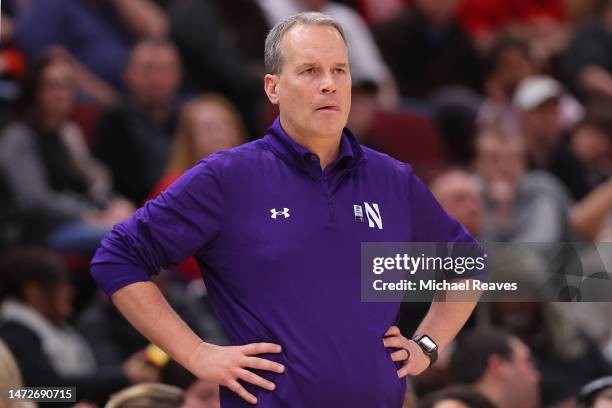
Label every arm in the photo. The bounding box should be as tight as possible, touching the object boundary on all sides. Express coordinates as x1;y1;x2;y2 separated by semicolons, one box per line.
579;65;612;100
383;166;483;376
112;0;168;39
90;159;284;404
570;179;612;241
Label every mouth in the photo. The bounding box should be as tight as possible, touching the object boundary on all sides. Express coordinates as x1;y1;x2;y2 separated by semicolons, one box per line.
316;105;340;112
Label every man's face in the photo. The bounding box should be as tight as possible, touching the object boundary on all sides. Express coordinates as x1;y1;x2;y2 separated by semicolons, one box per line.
432;172;484;238
264;24;351;141
476;133;526;186
502;338;541;408
521;98;563;146
125;43;181;109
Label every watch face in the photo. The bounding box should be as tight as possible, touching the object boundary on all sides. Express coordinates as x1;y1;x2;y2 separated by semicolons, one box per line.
420;336;437;352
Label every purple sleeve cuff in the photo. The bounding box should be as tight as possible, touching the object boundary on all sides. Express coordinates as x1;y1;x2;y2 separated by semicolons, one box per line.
90;262;151;297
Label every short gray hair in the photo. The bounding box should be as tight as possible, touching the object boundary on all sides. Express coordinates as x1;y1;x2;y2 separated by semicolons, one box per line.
264;11;347;75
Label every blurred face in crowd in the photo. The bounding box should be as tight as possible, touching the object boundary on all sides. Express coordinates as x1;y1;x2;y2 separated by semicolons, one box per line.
520;98;563;150
416;0;462;26
492;47;534;96
572;123;611;164
431;171;484;238
25;281;74;323
125;42;181;110
38;59;76;126
264;23;351;142
500;338;541;408
476;131;526;187
186;101;243;158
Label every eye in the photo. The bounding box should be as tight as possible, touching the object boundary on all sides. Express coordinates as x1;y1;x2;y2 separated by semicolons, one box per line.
334;68;345;74
302;67;315;74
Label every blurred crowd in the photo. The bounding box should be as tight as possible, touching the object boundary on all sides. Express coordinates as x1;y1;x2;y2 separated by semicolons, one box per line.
0;0;610;407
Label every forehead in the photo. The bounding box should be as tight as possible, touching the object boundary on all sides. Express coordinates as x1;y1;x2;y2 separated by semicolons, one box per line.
281;24;348;65
131;44;178;65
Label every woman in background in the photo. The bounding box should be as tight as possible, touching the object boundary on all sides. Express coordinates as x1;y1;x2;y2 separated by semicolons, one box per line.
149;93;247;199
0;55;133;253
148;93;247;280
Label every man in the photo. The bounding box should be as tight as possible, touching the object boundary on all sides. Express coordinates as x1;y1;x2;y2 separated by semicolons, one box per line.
91;12;481;407
94;39;181;204
449;328;541;408
430;170;484;238
373;0;482;100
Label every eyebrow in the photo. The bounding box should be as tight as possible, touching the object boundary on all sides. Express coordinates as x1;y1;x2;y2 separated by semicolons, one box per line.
297;62;348;68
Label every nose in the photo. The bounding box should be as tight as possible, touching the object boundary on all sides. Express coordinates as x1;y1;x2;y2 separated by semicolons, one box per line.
319;72;337;94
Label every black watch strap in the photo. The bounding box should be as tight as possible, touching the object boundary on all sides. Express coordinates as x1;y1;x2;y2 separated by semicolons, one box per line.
412;334;438;365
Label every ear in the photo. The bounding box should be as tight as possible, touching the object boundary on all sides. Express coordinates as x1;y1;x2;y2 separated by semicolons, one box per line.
23;282;42;306
264;74;280;105
487;354;509;379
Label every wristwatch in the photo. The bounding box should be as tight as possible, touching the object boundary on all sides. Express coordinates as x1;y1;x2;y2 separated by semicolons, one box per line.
412;334;438;365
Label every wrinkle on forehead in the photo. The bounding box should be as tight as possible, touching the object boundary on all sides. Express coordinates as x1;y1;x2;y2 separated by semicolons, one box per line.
281;24;348;64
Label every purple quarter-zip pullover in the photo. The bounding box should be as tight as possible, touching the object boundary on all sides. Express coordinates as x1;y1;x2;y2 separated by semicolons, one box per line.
91;117;480;407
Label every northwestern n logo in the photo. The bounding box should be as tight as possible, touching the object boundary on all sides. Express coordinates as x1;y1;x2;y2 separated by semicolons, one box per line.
363;202;383;229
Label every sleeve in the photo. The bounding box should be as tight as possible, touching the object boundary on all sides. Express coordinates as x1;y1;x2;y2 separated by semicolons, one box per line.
404;164;487;282
14;0;66;58
90;157;225;297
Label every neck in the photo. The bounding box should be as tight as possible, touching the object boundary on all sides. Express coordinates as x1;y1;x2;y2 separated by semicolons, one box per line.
280;116;341;170
131;97;168;124
39;115;64;132
475;380;510;408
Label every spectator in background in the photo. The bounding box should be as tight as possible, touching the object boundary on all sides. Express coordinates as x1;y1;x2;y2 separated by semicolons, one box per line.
0;55;132;253
513;75;583;169
418;385;496;408
149;94;247;200
488;303;612;407
170;0;267;136
15;0;167;95
258;0;399;109
457;0;570;62
105;383;184;408
549;101;612;201
430;170;484;238
448;328;540;408
560;0;612;101
474;128;572;242
478;36;537;135
94;39;181;205
0;248;159;406
513;76;612;240
373;0;482;102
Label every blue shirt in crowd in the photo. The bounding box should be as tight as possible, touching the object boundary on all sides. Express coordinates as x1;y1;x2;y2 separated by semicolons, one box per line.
91;117;480;407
